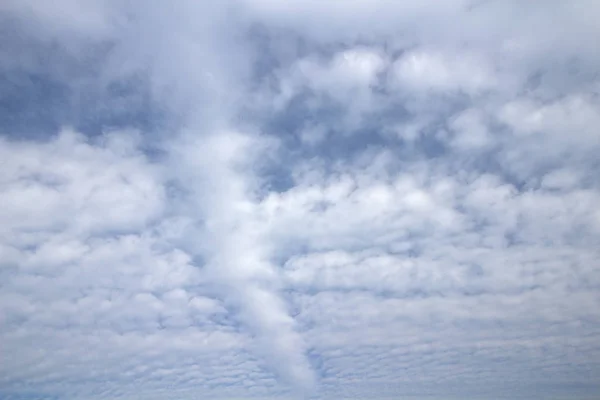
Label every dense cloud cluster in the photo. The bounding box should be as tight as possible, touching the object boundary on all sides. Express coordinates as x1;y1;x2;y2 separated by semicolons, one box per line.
1;1;599;399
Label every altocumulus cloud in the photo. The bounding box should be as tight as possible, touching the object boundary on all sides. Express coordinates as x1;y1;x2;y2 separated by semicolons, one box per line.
1;1;599;399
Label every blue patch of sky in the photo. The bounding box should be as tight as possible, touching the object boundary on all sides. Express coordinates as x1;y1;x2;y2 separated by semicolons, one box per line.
0;14;168;143
0;392;60;400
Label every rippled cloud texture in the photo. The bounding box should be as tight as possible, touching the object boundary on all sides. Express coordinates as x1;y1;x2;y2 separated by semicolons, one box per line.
1;1;599;399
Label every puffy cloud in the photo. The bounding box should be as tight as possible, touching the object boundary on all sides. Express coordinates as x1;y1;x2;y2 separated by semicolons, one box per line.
1;0;600;400
391;50;496;95
0;130;164;240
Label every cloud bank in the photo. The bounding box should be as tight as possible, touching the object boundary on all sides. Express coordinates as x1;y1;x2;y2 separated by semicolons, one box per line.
1;1;599;399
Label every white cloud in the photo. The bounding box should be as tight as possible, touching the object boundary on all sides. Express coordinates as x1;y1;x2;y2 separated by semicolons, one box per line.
448;107;493;150
269;46;388;130
0;131;260;399
1;1;600;399
165;129;316;393
0;130;164;245
391;50;495;95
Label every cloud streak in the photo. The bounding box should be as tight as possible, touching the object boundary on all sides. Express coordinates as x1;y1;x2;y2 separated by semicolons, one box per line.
170;130;316;392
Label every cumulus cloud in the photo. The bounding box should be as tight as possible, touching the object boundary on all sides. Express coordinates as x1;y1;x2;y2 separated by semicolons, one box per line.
1;1;600;400
391;50;496;95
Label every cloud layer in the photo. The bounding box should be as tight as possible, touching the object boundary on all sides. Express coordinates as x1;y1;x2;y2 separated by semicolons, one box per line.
1;1;599;399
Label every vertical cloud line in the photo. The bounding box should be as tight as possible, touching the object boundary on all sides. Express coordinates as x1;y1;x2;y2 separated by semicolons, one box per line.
171;131;317;394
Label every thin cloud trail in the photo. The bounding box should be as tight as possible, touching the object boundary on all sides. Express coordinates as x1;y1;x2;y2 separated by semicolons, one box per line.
105;1;318;391
171;131;317;394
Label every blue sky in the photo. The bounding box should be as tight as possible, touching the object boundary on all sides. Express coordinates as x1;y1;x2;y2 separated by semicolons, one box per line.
1;1;600;399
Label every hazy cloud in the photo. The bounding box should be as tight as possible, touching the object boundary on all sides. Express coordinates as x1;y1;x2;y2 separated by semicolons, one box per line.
1;1;599;400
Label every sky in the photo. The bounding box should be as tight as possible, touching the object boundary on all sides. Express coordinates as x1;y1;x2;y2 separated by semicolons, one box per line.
0;1;599;399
